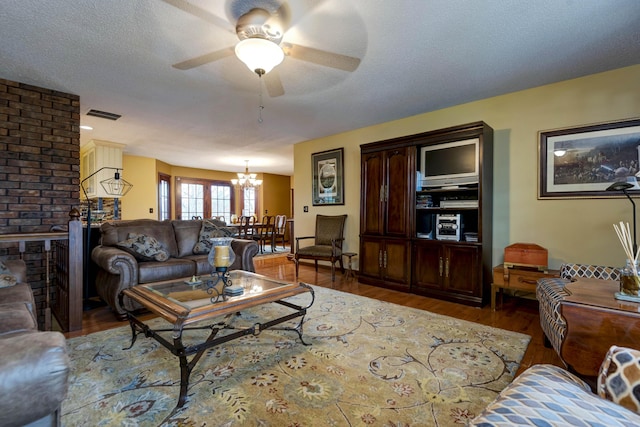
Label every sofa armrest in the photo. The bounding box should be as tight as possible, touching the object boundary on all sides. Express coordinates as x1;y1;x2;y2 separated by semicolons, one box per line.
469;364;640;426
231;239;259;273
92;245;138;277
0;331;69;427
92;245;140;318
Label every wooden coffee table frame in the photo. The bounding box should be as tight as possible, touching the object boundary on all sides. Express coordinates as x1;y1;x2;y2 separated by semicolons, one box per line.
560;277;640;385
119;274;315;408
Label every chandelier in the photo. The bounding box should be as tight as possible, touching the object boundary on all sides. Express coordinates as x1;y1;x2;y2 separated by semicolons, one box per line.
231;160;263;189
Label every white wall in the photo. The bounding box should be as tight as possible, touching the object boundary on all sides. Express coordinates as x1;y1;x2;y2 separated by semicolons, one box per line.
294;65;640;270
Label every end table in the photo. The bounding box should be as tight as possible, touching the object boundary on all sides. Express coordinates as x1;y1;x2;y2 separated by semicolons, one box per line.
342;252;357;280
492;264;560;310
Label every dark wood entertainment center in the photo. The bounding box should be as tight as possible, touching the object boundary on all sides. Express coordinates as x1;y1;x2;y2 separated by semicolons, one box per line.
359;121;493;306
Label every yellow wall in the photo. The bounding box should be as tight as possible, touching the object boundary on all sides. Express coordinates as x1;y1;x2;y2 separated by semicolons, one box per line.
119;158;291;222
121;155;157;219
261;174;292;218
293;65;640;269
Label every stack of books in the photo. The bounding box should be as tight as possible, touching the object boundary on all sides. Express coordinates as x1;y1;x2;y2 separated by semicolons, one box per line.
224;285;244;296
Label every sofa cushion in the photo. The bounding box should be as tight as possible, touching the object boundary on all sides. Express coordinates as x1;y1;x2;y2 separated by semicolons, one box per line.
172;220;202;257
137;258;196;284
116;233;170;262
598;345;640;413
101;219;179;258
0;260;17;288
0;303;37;335
0;282;36;309
182;254;214;276
193;220;235;254
560;263;621;281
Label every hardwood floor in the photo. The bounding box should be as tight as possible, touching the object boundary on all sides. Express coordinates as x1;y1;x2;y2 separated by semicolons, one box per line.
66;255;564;376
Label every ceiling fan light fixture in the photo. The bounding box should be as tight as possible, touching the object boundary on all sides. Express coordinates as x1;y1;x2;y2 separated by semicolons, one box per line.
235;38;284;75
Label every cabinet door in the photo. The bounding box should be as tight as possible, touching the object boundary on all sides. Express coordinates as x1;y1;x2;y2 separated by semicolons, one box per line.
412;241;444;290
385;147;412;237
382;239;411;287
444;244;480;296
360;237;383;280
361;152;384;235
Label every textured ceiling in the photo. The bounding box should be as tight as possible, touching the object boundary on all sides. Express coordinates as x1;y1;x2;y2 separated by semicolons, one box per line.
1;0;639;175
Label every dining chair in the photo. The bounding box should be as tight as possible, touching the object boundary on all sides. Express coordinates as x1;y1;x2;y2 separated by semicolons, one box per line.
238;215;255;239
253;215;276;254
274;215;287;249
295;214;347;281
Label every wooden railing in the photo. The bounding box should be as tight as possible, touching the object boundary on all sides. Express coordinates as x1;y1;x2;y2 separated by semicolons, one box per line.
0;209;83;331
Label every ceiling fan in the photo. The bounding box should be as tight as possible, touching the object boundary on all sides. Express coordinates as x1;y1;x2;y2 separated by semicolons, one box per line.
162;0;361;97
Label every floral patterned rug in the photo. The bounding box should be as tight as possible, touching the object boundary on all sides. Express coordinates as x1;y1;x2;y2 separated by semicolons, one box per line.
61;285;530;426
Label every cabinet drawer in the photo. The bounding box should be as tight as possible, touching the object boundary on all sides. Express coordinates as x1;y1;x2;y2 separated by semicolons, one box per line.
494;268;553;292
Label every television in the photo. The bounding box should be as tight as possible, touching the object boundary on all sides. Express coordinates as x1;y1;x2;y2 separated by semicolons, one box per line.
420;138;479;188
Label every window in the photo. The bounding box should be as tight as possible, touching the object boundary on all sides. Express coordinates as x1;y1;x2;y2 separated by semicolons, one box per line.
243;186;257;217
181;183;204;219
158;173;171;220
175;177;235;221
211;184;232;223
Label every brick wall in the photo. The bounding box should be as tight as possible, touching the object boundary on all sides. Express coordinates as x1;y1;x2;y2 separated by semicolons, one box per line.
0;78;80;326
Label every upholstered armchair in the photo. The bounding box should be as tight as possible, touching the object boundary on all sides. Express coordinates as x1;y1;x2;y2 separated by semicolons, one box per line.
537;263;620;358
0;259;70;427
295;214;347;281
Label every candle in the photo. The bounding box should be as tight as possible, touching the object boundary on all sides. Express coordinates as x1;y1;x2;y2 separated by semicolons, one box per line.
214;245;230;267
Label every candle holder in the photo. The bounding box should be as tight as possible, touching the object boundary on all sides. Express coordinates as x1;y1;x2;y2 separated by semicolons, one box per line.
206;237;236;302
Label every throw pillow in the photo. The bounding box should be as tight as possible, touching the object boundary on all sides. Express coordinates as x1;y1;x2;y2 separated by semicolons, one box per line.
116;233;170;262
193;220;235;254
0;260;18;288
598;345;640;414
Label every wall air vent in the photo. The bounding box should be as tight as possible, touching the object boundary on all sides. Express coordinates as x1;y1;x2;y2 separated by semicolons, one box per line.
86;109;121;120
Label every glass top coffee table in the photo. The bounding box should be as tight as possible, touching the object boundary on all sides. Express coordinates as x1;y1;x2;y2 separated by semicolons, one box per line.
120;270;315;408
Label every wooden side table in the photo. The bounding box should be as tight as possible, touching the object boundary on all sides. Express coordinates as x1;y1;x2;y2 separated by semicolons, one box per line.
560;278;640;382
342;252;357;280
491;264;560;310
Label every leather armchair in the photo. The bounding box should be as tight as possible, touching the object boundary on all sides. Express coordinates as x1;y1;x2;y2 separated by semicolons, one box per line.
0;259;70;427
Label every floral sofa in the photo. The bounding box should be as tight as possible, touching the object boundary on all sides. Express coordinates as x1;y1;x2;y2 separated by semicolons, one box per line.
91;219;259;319
0;259;70;427
469;345;640;426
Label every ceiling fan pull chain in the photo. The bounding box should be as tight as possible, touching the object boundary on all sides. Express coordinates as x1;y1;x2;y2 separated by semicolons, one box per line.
257;73;264;124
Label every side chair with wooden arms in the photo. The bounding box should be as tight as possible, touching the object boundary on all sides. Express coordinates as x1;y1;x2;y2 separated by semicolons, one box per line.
295;214;347;281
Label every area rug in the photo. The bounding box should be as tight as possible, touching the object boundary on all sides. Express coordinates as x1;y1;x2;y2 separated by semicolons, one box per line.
61;286;530;426
254;245;290;258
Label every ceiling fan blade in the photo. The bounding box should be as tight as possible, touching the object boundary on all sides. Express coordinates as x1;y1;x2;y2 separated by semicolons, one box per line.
283;43;361;72
264;70;285;97
172;48;234;70
160;0;231;31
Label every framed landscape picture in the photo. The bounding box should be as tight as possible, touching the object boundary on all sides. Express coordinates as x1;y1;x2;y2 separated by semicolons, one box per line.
538;118;640;199
312;148;344;205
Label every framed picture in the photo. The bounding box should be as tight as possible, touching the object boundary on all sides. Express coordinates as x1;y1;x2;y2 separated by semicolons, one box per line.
539;118;640;199
312;148;344;205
